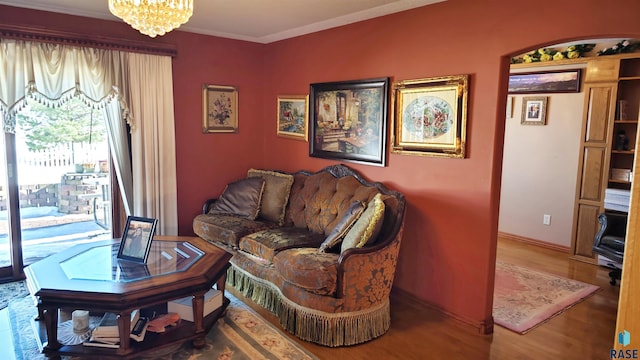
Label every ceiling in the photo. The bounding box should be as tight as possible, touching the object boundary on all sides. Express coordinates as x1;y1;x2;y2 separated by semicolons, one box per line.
0;0;445;43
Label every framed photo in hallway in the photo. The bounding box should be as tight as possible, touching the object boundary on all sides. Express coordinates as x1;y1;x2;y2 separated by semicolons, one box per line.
203;84;238;133
309;78;389;166
521;96;548;125
117;216;158;263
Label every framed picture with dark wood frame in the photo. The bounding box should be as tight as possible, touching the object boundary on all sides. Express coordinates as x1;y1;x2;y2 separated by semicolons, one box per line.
117;216;158;263
391;75;469;158
508;69;581;94
521;96;548;125
277;95;308;140
309;78;389;166
202;84;238;133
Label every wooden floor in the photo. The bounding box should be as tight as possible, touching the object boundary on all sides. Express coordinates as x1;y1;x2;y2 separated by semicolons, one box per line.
234;236;620;360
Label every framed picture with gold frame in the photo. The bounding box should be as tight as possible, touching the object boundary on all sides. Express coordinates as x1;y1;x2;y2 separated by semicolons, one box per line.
521;96;548;125
277;95;308;140
202;84;238;133
391;75;469;158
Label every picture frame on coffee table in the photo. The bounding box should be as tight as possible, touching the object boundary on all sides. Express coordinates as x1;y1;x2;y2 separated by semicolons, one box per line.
117;216;158;263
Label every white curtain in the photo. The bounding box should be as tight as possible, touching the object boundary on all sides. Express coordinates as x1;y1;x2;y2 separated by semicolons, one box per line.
0;39;179;233
0;39;135;217
128;53;178;235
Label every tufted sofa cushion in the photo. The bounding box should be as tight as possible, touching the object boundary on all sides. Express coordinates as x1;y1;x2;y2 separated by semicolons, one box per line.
239;227;325;263
286;172;380;235
193;213;275;248
273;248;340;296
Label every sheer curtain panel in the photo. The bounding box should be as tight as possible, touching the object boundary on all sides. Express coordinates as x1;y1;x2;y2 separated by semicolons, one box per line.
128;53;178;235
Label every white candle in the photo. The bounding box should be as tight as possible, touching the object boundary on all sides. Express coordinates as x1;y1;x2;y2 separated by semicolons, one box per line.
72;310;89;333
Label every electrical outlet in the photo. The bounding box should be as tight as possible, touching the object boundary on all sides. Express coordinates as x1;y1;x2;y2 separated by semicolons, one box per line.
543;214;551;225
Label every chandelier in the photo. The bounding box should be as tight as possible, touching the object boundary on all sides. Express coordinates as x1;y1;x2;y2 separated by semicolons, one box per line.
108;0;193;38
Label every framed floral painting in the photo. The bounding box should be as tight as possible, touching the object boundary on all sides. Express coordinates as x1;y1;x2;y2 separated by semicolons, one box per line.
309;78;389;166
277;95;308;140
391;75;469;158
203;84;238;133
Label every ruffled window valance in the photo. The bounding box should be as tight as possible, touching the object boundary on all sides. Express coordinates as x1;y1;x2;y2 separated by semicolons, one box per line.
0;38;178;235
0;39;132;132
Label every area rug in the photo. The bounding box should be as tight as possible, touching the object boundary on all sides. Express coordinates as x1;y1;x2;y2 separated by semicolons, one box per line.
0;280;28;310
8;292;318;360
493;261;599;334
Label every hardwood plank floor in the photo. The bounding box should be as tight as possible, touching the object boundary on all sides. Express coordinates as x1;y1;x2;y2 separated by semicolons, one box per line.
234;236;619;359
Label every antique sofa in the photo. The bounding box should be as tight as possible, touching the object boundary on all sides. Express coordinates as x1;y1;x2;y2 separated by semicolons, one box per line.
193;164;406;346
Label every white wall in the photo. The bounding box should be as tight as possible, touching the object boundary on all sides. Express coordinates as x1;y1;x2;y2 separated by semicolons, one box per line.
498;64;586;248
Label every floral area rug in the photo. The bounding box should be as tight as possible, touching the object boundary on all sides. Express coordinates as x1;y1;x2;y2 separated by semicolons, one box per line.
8;292;318;360
0;280;28;310
493;261;599;334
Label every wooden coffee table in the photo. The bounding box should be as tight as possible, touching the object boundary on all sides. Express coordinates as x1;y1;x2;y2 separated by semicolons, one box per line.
24;236;231;359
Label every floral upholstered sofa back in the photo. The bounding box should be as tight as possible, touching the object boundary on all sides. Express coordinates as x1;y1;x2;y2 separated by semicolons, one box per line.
284;165;403;247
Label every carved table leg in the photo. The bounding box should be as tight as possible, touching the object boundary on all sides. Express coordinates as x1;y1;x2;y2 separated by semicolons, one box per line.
191;293;206;348
216;273;227;295
116;310;132;356
42;307;61;352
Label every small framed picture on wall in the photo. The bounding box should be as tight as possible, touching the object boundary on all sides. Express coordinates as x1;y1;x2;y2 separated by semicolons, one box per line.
521;96;548;125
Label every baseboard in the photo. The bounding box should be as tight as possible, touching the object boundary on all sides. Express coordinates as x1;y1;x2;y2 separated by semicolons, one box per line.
391;287;494;335
498;232;571;253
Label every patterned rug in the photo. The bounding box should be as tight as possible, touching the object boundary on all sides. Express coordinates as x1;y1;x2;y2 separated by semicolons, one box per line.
493;261;600;334
8;292;318;360
0;280;28;310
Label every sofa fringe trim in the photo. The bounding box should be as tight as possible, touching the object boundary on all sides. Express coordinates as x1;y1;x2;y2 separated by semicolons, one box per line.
226;265;390;347
227;265;281;314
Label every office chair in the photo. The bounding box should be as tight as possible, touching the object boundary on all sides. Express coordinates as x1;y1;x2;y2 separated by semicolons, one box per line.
593;212;626;285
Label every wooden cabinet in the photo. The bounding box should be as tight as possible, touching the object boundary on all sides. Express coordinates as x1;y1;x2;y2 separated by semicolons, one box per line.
609;58;640;188
571;56;640;262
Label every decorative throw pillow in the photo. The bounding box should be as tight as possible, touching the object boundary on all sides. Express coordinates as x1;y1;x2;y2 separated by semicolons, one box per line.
318;200;366;253
210;177;265;220
341;193;385;253
247;169;294;226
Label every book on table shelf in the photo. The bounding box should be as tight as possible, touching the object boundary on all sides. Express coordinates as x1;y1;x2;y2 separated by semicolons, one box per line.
91;309;140;338
167;288;223;322
84;310;148;348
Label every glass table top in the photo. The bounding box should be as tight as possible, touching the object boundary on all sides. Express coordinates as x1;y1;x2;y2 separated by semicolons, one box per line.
60;240;204;282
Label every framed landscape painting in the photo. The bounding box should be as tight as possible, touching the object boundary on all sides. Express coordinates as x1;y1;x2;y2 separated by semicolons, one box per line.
277;95;308;140
309;78;389;166
203;84;238;133
391;75;469;158
508;69;581;94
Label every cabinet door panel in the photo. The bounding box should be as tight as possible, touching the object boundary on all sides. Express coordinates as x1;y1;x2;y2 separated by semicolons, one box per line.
585;59;620;82
574;204;600;258
580;147;606;201
585;85;613;143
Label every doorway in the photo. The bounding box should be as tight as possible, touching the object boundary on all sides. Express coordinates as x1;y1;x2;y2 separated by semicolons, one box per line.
495;38;633;335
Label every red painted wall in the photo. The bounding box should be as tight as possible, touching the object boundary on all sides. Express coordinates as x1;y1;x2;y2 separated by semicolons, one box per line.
259;0;640;329
2;0;640;331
